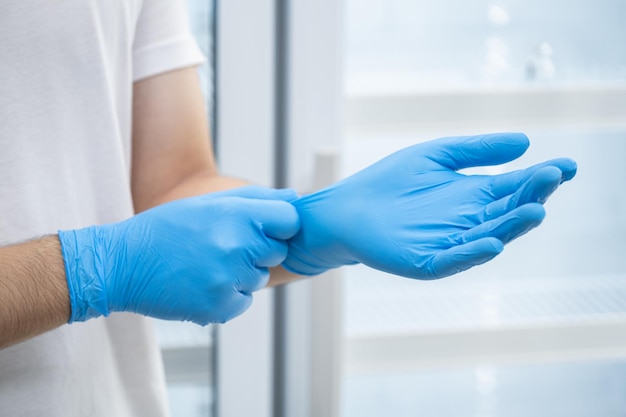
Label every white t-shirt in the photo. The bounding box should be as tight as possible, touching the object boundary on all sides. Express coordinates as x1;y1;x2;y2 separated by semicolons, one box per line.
0;1;204;415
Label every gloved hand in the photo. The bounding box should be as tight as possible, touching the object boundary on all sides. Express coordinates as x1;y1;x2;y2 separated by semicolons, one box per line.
283;133;577;279
59;186;300;324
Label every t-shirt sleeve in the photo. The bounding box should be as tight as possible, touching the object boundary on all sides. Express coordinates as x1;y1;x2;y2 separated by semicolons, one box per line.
132;0;205;82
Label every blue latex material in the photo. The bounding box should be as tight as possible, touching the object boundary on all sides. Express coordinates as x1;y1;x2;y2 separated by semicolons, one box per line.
59;186;300;324
283;133;577;279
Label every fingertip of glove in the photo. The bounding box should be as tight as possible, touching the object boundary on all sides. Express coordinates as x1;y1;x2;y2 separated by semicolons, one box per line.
517;203;546;224
535;165;564;181
426;237;503;280
275;188;300;202
560;159;578;182
531;166;562;203
481;132;530;151
279;203;301;238
482;237;505;254
542;158;577;183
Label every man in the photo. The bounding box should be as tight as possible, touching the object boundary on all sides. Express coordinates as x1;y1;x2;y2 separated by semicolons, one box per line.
0;1;576;416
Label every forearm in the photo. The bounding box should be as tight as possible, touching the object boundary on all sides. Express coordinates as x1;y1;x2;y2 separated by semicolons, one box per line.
267;266;301;287
142;170;249;209
0;236;70;348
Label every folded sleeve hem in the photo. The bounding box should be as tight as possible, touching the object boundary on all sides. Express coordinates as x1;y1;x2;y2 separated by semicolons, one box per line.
133;36;205;82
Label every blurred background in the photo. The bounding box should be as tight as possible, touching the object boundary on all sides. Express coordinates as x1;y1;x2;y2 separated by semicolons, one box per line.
155;0;626;416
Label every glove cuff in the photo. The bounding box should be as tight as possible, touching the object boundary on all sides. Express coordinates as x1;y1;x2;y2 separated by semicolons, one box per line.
58;227;110;323
282;241;359;276
281;254;329;277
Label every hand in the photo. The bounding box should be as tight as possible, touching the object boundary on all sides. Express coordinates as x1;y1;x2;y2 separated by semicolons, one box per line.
59;186;300;324
283;133;577;279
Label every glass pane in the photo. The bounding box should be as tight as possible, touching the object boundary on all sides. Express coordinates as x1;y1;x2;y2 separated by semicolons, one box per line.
343;359;626;417
346;0;626;93
153;2;215;417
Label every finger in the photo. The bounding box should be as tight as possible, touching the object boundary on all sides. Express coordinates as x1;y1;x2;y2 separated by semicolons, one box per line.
237;266;271;294
558;159;577;182
219;292;254;323
254;238;289;269
484;166;562;221
426;238;504;279
462;203;545;245
210;186;299;202
239;199;300;240
490;158;577;199
420;132;530;171
192;291;254;325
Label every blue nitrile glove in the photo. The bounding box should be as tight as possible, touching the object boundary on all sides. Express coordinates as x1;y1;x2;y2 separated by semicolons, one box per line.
59;186;300;324
283;133;577;279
